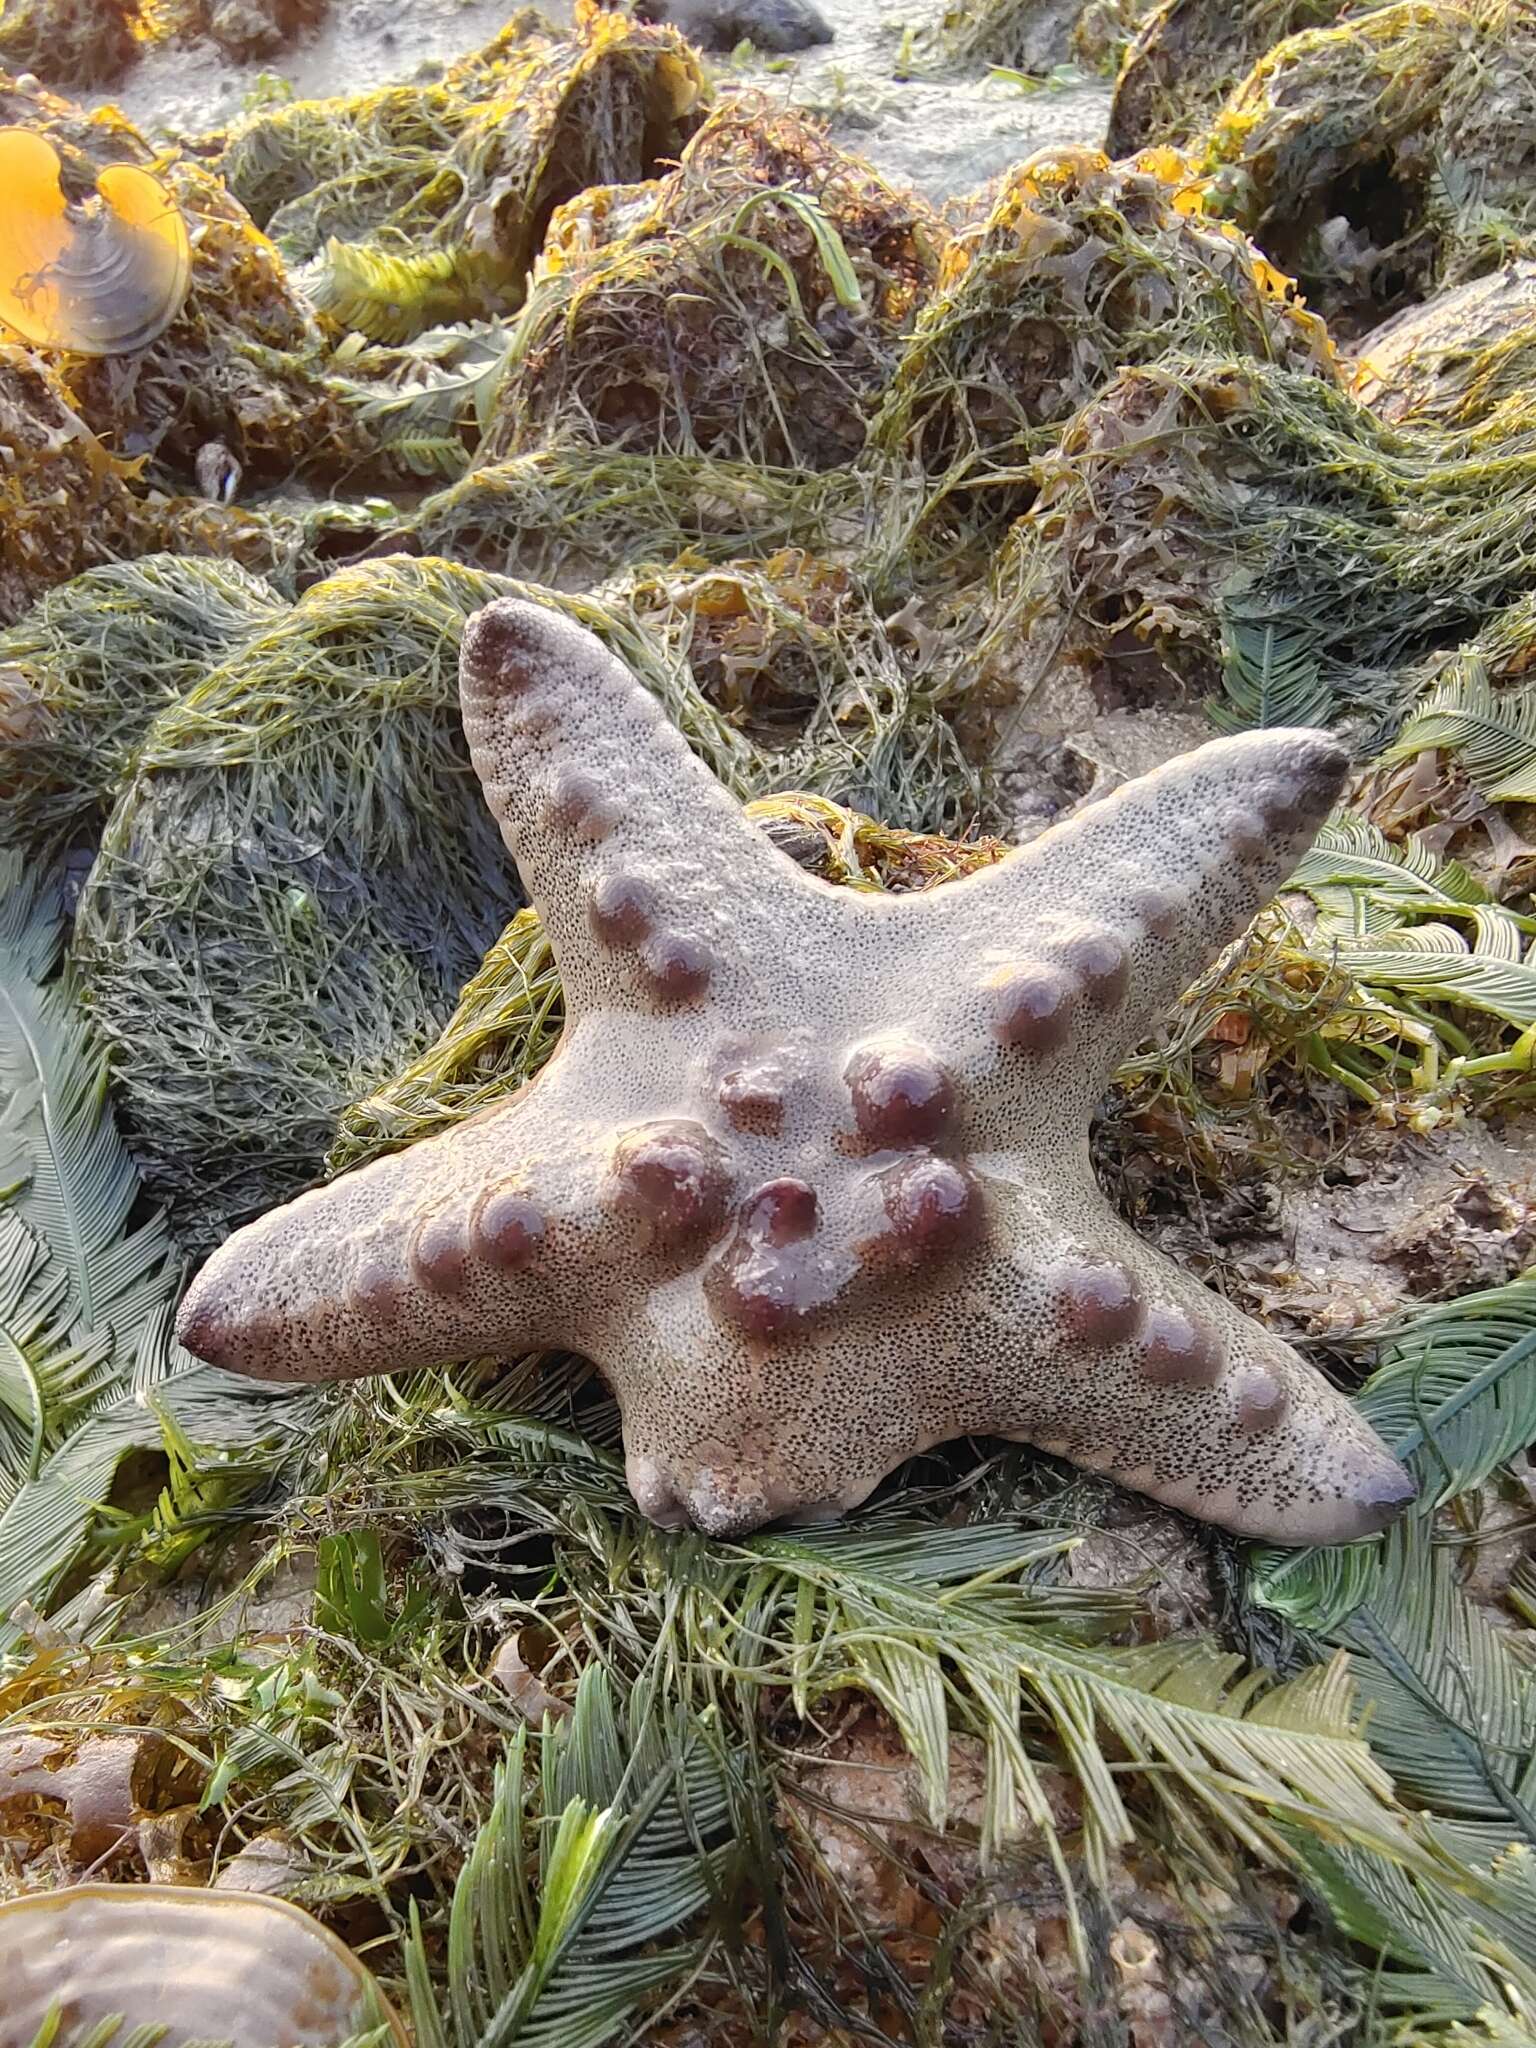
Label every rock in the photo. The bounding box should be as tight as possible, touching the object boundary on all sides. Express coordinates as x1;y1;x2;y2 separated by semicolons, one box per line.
634;0;832;55
1351;261;1536;428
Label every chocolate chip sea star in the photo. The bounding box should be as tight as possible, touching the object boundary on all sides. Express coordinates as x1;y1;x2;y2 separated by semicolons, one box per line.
178;599;1414;1542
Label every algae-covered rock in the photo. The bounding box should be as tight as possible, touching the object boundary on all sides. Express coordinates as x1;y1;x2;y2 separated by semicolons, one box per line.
982;350;1536;722
0;0;327;87
481;101;943;472
936;0;1084;71
865;146;1333;556
1202;0;1536;329
198;0;328;61
58;159;367;485
0;339;374;623
627;0;833;53
0;83;368;489
1106;0;1352;155
216;4;708;342
1352;259;1536;427
0;0;140;88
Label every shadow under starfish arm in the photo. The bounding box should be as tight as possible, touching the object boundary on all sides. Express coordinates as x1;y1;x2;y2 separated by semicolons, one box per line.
178;597;1415;1544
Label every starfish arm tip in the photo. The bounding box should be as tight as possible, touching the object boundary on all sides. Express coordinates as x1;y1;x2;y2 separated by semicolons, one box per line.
458;595;811;1021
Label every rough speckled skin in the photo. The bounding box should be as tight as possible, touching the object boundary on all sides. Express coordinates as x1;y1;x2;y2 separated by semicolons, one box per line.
177;599;1415;1544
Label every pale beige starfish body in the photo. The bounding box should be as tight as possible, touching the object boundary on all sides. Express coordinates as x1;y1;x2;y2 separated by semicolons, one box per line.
178;599;1414;1543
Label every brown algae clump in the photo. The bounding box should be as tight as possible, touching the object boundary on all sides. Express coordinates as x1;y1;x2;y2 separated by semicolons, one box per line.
1201;0;1536;329
1106;0;1353;155
481;100;942;471
983;350;1536;724
0;0;140;88
865;145;1334;558
0;346;147;625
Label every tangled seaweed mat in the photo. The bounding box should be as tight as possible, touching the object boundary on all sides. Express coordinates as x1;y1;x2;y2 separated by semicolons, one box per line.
0;554;284;860
0;335;389;625
215;3;708;342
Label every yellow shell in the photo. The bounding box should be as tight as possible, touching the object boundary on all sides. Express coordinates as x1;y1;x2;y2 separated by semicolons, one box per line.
0;129;191;356
0;1882;409;2048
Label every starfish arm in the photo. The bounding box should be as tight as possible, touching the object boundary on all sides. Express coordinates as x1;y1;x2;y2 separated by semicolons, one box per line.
919;728;1348;1120
458;597;807;1022
175;1068;611;1383
970;1181;1412;1544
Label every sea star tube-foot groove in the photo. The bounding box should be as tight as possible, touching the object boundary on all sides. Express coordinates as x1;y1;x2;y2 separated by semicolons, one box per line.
177;597;1415;1545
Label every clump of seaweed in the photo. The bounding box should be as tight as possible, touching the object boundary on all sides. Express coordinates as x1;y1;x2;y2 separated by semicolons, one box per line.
0;0;327;89
480;99;942;472
181;0;329;63
863;146;1334;567
0;335;393;624
1201;0;1536;331
1105;0;1353;155
216;4;708;342
933;0;1083;72
0;0;140;87
980;351;1536;729
606;549;987;826
0;345;188;626
71;557;524;1252
59;157;371;487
